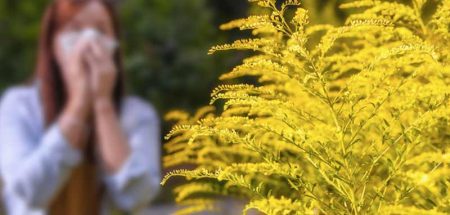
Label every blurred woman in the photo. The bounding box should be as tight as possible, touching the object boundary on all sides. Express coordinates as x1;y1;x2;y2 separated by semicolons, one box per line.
0;0;161;214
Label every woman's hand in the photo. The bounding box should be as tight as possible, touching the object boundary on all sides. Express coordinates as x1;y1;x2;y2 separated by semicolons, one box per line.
58;38;94;150
58;33;118;151
84;38;117;105
60;38;93;119
84;39;131;173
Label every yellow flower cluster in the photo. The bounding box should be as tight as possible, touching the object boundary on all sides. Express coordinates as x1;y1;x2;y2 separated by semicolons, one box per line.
162;0;450;214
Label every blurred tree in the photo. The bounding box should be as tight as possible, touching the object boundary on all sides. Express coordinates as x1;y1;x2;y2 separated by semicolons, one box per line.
120;0;247;118
0;0;48;89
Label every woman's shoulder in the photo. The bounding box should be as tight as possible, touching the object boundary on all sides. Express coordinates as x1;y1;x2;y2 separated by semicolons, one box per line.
121;95;159;123
0;84;38;112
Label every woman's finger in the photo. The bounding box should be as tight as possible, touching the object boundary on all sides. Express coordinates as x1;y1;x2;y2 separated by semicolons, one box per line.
84;50;99;92
83;39;116;76
72;37;92;60
85;48;115;78
84;49;101;74
90;37;109;58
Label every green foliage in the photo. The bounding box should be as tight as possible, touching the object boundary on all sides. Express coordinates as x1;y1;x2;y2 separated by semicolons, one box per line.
0;0;48;89
119;0;238;114
163;0;450;214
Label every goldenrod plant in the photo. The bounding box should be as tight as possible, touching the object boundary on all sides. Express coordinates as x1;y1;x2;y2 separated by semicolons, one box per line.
161;0;450;214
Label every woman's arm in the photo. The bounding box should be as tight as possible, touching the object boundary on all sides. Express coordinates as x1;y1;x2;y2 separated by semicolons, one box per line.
94;98;130;173
0;88;85;208
59;88;91;150
86;39;161;211
58;31;94;151
0;38;93;209
84;37;131;173
99;98;162;211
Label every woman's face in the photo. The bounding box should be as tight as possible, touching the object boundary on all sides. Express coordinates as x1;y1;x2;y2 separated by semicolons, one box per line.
53;1;116;68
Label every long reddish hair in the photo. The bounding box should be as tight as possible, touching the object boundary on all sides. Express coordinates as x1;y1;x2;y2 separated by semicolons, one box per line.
34;0;124;214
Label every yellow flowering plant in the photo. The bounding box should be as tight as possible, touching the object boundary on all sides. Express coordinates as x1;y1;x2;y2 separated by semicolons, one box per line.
161;0;450;214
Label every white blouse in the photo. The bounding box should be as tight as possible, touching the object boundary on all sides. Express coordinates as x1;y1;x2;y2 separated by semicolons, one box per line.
0;83;161;215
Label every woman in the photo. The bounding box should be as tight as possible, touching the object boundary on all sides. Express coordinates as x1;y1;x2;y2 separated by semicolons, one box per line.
0;0;161;214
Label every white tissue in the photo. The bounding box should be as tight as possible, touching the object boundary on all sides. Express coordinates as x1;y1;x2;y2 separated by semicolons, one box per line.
59;28;118;56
